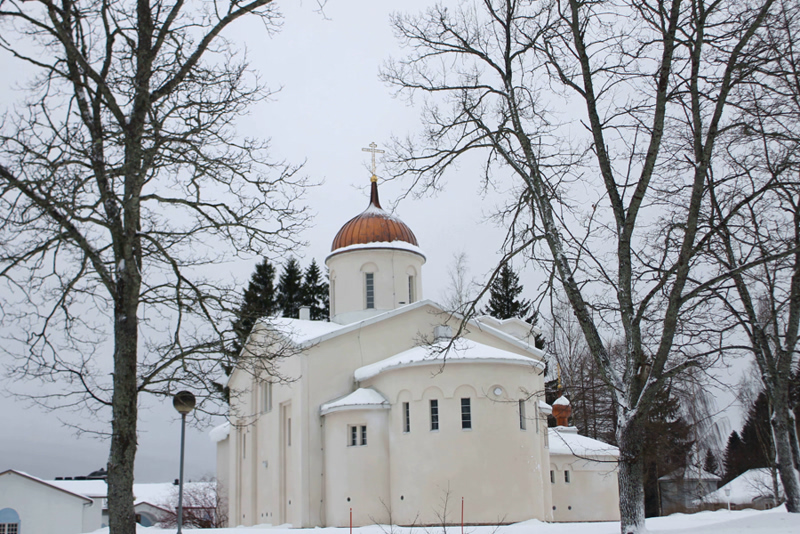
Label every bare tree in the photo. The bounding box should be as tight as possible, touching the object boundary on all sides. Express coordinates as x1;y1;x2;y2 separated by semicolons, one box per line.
383;0;779;531
157;479;228;529
0;1;309;533
703;0;800;503
440;251;477;314
547;292;615;442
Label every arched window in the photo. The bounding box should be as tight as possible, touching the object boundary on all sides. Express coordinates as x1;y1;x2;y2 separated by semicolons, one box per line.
0;508;21;534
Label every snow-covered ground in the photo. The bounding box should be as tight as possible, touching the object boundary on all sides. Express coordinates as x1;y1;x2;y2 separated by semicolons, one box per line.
92;506;799;534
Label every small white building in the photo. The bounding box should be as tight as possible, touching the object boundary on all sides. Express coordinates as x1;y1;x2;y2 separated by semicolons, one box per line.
0;470;101;534
698;468;783;510
0;471;202;532
658;467;720;515
215;171;621;527
549;426;621;522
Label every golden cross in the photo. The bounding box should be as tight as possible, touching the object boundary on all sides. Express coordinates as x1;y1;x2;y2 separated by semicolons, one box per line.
362;142;385;177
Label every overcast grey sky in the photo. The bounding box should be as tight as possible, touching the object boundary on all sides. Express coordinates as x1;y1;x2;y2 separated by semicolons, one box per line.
0;0;743;483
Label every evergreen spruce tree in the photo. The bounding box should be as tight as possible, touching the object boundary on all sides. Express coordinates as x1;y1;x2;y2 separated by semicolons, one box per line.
302;259;330;320
703;448;720;475
230;258;278;361
527;310;547;350
739;392;775;471
484;263;532;320
721;391;778;483
484;263;546;348
215;258;278;400
277;257;304;318
642;386;694;517
723;431;747;483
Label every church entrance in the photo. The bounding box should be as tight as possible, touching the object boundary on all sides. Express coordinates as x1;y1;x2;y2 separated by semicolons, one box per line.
280;401;293;525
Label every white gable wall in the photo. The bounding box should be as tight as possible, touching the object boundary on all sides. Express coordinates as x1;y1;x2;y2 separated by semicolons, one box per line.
549;455;620;522
323;407;391;526
0;471;100;534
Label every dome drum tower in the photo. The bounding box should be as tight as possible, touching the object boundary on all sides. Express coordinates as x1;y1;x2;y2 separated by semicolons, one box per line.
326;175;425;325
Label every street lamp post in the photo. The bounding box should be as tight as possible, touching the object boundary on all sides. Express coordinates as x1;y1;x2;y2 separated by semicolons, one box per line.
724;487;731;512
173;391;196;534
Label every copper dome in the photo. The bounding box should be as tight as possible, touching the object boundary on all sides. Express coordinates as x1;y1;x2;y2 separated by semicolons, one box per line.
331;178;419;252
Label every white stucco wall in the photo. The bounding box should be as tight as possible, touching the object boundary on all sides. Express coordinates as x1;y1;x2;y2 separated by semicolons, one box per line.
0;471;99;534
323;407;391;526
549;455;620;522
326;248;425;324
215;436;230;527
361;362;548;526
225;351;303;527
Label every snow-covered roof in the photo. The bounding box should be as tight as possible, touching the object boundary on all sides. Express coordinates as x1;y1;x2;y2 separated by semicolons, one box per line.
262;316;347;345
698;468;783;505
354;338;540;382
320;388;390;415
0;470;93;502
45;479;213;507
538;401;553;415
326;240;426;260
553;396;570;406
210;421;231;443
132;482;179;506
248;300;544;359
659;466;721;482
48;478;109;498
474;315;543;342
548;427;619;458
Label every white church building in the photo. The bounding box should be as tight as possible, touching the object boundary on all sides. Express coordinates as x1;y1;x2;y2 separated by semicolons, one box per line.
213;169;620;528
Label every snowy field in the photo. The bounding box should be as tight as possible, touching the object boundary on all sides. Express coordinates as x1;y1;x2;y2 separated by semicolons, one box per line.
93;506;799;534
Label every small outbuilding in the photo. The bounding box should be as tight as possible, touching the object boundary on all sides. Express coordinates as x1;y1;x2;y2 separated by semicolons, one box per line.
547;397;620;522
658;467;720;514
697;468;783;510
0;469;101;534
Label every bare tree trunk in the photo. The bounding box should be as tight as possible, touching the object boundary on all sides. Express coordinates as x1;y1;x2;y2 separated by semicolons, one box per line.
108;250;142;534
789;411;800;470
773;401;800;511
617;418;646;534
108;315;139;534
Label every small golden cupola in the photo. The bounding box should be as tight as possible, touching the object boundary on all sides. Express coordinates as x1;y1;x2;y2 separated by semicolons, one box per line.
326;144;425;325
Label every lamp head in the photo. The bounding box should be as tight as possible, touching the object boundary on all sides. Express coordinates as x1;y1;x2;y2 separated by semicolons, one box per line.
173;391;196;415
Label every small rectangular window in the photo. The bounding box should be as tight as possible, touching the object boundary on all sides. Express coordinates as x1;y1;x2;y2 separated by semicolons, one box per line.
403;402;410;433
565;470;571;483
519;399;527;430
287;417;292;447
365;273;375;309
408;275;415;303
461;398;472;430
430;399;439;431
242;432;246;459
550;470;555;484
348;425;367;446
262;382;273;413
